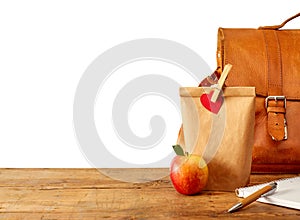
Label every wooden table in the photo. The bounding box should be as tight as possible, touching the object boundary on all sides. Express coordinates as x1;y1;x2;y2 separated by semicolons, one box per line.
0;169;299;219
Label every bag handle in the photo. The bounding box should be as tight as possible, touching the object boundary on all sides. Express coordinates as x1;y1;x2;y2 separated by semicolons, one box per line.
259;12;300;30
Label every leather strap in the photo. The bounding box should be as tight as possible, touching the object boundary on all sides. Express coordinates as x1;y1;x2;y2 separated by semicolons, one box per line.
263;30;287;141
259;12;300;30
267;100;286;141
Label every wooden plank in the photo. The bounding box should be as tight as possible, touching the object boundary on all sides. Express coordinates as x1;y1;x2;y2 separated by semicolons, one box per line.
0;168;170;188
0;169;299;219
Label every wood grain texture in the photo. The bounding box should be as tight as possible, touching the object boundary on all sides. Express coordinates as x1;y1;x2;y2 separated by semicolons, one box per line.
0;169;299;219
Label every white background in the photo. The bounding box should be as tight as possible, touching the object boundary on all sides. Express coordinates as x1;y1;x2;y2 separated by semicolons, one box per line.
0;1;299;167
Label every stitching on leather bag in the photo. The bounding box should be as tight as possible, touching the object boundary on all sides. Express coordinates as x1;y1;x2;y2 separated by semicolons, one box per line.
262;31;271;92
274;31;283;90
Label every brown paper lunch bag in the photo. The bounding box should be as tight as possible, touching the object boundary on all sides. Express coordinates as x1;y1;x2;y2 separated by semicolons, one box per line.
217;12;300;173
178;86;255;191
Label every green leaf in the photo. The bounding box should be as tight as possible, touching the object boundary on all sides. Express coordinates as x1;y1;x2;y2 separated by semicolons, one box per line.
172;145;185;156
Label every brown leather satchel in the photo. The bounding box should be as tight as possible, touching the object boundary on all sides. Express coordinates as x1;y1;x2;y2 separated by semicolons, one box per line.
217;13;300;173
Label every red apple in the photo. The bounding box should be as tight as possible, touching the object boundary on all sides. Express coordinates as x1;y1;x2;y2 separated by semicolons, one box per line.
170;145;208;195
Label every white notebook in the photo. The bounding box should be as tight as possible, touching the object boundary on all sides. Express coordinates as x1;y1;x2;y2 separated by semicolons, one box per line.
235;176;300;210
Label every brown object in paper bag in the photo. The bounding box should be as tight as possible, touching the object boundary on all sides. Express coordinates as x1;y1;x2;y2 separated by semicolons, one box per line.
178;87;255;191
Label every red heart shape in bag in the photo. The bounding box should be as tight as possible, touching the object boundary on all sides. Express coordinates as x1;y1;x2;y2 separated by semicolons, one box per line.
200;91;224;114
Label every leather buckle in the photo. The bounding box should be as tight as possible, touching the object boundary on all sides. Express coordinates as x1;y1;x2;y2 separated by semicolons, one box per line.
265;96;286;108
265;96;288;140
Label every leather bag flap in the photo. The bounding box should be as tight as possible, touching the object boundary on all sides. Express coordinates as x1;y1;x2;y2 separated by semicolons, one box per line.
218;28;300;100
